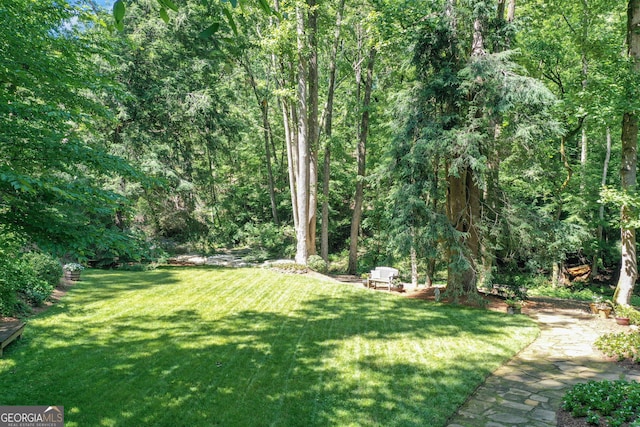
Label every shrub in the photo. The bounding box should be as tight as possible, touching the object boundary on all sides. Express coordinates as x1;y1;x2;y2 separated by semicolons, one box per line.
23;252;63;287
234;223;295;258
18;278;54;306
16;258;54;306
0;268;19;316
594;332;640;362
528;285;600;301
307;255;328;274
501;282;528;301
562;380;640;426
0;234;59;313
0;232;25;316
117;263;155;272
266;262;308;274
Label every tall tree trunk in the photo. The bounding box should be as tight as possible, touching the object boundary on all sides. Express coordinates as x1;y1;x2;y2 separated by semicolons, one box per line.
272;1;297;230
445;11;484;296
295;4;310;265
347;46;376;274
410;225;420;287
551;118;584;285
320;0;345;262
446;167;479;294
283;100;299;230
471;17;485;56
593;127;612;276
615;115;638;304
306;0;319;256
241;57;279;225
479;0;516;287
497;0;505;21
507;0;515;22
321;141;331;261
615;0;640;305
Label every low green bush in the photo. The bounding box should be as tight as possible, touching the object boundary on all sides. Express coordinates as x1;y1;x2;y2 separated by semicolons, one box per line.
528;286;599;301
307;255;328;274
16;258;53;306
18;278;54;306
594;332;640;362
266;262;308;274
0;232;25;316
562;380;640;426
0;269;19;316
117;263;157;272
234;223;295;258
0;238;62;314
22;252;63;287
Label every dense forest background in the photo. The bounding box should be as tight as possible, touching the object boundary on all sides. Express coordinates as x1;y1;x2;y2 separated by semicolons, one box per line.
2;0;640;303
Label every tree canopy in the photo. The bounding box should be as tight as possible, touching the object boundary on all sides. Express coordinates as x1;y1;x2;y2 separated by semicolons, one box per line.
2;0;639;303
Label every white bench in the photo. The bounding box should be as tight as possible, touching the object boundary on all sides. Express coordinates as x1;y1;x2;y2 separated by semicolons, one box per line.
366;267;399;291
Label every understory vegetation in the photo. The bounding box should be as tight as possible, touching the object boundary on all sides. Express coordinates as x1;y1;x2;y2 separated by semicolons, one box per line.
4;1;640;424
595;332;640;362
0;232;64;315
562;380;640;427
0;268;537;426
2;0;640;315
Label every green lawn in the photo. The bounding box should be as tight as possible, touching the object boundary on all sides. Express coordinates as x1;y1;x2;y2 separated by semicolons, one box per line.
0;267;538;426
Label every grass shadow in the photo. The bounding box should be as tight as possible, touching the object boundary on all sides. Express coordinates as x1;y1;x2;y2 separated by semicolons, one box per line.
0;267;538;426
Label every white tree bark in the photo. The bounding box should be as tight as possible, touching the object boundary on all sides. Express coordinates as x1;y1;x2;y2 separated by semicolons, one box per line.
593;128;612;276
295;4;310;265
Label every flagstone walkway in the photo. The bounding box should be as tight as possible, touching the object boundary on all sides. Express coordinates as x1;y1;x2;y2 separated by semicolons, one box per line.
446;303;640;427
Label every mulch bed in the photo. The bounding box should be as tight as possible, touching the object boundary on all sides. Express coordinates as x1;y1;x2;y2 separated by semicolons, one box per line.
555;409;594;427
556;408;638;427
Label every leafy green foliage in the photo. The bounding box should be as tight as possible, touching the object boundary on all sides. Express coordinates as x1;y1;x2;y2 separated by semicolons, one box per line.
614;305;640;324
0;232;25;316
267;261;308;273
563;380;640;425
601;186;640;228
17;276;53;307
1;0;146;261
109;0;282;250
234;223;295;259
528;285;602;302
0;231;61;312
595;332;640;362
5;0;633;288
113;0;125;30
22;253;63;288
388;2;562;290
307;255;328;274
1;250;59;310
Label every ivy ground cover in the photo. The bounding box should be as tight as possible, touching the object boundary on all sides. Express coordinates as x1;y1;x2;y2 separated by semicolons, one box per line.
0;267;538;426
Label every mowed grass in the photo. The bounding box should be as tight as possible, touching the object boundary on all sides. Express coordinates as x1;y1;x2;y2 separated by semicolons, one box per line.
0;267;538;426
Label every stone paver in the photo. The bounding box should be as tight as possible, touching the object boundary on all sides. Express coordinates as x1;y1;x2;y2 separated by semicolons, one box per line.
446;304;640;427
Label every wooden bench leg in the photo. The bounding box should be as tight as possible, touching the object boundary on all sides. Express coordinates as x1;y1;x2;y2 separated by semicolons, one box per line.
0;322;25;357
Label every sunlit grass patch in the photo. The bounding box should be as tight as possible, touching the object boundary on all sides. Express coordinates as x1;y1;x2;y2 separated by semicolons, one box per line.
0;267;537;426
